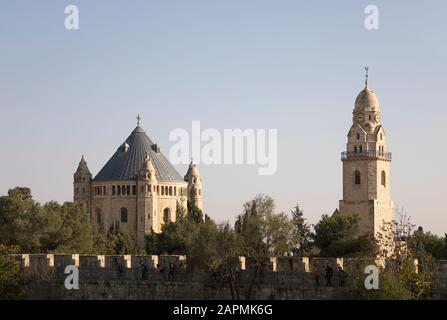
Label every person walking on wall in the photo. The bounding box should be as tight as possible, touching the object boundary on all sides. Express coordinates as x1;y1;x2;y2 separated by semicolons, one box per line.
168;262;176;281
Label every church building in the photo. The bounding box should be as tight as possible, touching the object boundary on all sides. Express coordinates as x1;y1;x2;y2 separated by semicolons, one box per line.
73;117;203;247
339;68;393;237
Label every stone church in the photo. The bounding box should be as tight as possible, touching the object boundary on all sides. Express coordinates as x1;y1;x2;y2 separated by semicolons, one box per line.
339;68;393;236
73;118;203;246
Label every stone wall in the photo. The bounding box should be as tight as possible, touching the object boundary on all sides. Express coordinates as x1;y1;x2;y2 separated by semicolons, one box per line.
432;260;447;299
17;254;447;300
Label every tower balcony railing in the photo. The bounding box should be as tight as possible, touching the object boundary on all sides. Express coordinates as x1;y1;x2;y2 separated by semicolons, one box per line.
341;150;392;160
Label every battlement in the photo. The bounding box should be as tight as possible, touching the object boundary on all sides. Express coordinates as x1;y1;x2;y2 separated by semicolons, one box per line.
16;253;429;274
15;254;447;299
17;254;346;272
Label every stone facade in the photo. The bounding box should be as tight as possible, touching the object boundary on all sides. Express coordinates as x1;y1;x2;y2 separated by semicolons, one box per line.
339;70;393;236
73;120;203;247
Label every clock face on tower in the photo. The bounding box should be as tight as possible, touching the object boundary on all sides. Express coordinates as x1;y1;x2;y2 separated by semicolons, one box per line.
375;114;381;123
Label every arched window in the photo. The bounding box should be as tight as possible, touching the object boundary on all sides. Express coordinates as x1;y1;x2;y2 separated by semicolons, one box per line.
354;146;358;153
163;208;171;223
169;186;172;196
359;145;363;153
354;170;361;185
381;171;386;187
120;207;128;223
380;133;383;140
357;133;360;140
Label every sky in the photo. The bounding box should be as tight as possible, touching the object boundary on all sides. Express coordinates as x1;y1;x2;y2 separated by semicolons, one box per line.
0;0;446;235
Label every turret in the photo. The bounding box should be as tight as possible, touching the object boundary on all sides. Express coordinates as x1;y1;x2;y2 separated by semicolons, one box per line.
184;160;203;212
73;155;92;213
137;152;159;241
139;152;157;184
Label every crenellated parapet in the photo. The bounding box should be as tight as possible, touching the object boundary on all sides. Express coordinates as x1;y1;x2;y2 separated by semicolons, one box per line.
17;254;447;281
15;254;348;274
15;254;447;299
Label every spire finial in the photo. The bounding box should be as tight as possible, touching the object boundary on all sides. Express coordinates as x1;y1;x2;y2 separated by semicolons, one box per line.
137;114;141;126
364;65;369;88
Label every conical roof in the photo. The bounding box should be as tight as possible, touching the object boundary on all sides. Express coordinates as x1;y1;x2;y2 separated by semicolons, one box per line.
94;126;183;182
74;155;91;176
184;161;200;181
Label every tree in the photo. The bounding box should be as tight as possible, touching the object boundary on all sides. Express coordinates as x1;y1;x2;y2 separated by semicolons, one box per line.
234;194;296;257
40;202;94;253
187;201;204;224
265;212;293;255
104;222;140;255
352;209;434;300
152;219;188;255
0;244;25;299
412;226;446;260
209;223;243;300
312;213;376;257
0;187;46;252
186;218;219;272
290;204;312;256
234;195;271;258
0;187;95;254
145;200;208;255
234;194;295;299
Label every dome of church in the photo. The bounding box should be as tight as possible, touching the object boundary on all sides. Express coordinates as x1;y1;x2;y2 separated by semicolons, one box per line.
354;87;379;111
94;125;184;182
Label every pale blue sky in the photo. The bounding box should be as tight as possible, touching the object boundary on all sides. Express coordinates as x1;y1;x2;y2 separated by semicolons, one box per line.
1;1;446;234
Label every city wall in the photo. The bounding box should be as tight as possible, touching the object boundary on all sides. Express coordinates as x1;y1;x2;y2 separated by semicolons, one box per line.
17;254;447;300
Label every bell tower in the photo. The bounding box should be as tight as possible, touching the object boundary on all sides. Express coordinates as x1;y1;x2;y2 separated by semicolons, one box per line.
184;160;203;212
339;67;393;236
